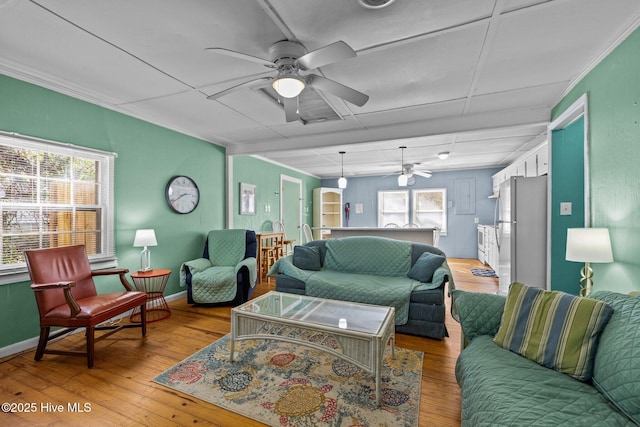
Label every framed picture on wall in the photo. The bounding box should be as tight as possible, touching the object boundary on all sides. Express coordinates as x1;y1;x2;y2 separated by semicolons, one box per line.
240;183;256;215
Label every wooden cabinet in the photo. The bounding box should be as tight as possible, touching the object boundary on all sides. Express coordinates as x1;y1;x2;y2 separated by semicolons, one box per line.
313;187;343;239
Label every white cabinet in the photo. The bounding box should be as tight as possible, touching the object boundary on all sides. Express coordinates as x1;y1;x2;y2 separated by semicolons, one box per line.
492;171;506;197
535;143;549;175
491;140;548;196
313;187;343;239
485;226;499;271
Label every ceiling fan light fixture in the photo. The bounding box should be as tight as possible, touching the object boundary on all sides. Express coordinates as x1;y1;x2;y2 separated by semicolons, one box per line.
338;151;347;189
358;0;396;9
272;77;305;98
438;151;450;160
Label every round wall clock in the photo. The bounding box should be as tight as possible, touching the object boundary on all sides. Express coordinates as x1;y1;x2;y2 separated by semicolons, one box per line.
165;175;200;214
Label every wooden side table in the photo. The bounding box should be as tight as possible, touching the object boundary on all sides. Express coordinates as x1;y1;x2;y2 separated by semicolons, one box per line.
130;269;171;323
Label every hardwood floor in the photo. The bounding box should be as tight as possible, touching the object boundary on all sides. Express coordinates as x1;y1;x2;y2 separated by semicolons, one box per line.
0;258;497;426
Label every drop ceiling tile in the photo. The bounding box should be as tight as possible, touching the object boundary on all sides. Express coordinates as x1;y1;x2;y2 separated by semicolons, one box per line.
321;23;489;114
0;1;187;104
476;0;640;94
269;0;495;51
35;0;286;88
357;99;467;128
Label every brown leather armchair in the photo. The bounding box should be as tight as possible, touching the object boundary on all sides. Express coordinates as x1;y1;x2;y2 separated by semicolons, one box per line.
25;245;148;368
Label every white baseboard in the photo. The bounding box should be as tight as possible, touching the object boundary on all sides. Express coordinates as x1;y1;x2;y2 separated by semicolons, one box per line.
0;290;187;359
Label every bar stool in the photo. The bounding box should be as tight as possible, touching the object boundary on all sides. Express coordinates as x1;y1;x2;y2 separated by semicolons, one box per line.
273;220;294;256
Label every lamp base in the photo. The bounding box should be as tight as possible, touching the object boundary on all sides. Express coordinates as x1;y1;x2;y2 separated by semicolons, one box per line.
139;247;151;273
579;262;593;297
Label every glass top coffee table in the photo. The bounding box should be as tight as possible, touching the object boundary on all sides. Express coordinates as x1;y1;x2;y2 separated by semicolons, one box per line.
230;291;395;406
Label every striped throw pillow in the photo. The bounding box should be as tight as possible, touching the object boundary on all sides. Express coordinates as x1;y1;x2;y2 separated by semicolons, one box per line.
493;282;613;381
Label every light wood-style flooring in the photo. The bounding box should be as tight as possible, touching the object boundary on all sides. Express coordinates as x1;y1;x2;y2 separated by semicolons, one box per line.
0;258;497;426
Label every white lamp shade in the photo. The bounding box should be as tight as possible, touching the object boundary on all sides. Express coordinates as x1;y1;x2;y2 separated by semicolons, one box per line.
338;176;347;189
566;228;613;263
438;151;450;160
398;174;408;187
134;229;157;247
272;77;305;98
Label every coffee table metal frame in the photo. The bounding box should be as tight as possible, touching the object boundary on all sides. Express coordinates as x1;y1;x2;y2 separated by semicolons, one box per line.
230;291;395;406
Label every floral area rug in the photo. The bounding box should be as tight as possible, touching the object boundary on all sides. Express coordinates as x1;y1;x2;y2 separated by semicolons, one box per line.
153;334;423;426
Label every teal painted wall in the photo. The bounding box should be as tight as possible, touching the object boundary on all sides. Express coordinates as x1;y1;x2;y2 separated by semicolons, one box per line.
0;74;226;348
232;156;320;239
552;26;640;294
550;119;585;294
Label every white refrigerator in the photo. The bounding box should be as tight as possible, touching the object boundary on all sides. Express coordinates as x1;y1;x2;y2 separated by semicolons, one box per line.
496;176;547;294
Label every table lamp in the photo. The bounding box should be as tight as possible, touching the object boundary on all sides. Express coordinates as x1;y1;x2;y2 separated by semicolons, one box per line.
133;229;157;272
565;228;613;297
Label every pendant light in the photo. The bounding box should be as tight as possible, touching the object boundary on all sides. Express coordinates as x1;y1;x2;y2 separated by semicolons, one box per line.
398;146;408;187
338;151;347;189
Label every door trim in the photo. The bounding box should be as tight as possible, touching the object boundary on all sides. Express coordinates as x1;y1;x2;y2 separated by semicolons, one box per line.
280;174;302;244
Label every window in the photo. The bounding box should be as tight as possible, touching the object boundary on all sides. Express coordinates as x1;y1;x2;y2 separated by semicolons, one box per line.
377;190;408;227
0;133;116;284
412;188;447;234
377;188;448;233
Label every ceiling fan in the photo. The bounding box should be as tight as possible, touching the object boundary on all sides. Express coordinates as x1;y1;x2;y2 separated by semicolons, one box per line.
385;146;432;186
205;40;369;122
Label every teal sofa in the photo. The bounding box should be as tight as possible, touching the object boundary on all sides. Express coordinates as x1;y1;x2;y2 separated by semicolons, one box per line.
453;289;640;426
268;236;453;339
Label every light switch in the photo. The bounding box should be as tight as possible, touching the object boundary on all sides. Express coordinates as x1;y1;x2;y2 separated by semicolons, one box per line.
560;202;572;216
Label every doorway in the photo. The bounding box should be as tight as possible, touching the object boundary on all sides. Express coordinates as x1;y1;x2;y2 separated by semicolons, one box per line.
280;175;302;245
548;94;589;294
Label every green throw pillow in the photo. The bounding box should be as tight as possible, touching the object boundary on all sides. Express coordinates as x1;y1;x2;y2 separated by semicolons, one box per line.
408;252;445;283
493;282;613;381
292;245;322;271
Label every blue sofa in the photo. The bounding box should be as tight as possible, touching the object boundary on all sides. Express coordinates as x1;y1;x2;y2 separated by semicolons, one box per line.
269;236;453;339
453;288;640;426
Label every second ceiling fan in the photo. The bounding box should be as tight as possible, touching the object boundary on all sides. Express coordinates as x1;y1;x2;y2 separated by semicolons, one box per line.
206;40;369;122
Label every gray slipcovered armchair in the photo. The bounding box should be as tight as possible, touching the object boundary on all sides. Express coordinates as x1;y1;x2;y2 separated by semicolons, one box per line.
180;229;257;305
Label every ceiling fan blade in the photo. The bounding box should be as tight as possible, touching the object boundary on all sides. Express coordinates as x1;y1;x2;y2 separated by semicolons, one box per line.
297;41;356;70
414;170;432;178
205;47;276;68
206;77;272;100
282;97;299;122
307;74;369;107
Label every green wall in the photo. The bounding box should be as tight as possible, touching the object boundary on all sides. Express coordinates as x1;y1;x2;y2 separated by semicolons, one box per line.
552;26;640;294
0;74;226;348
231;155;320;236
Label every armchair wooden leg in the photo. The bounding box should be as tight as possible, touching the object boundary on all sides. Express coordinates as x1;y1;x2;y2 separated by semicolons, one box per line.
34;327;50;361
86;326;95;369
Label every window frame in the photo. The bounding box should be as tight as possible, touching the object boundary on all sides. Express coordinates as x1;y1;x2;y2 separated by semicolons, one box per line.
0;132;117;285
411;188;447;235
377;190;409;227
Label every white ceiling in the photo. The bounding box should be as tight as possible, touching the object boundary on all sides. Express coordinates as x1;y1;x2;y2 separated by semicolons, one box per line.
1;0;639;179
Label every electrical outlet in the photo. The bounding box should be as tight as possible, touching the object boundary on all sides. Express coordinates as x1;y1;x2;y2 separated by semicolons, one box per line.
474;217;479;224
560;202;572;216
